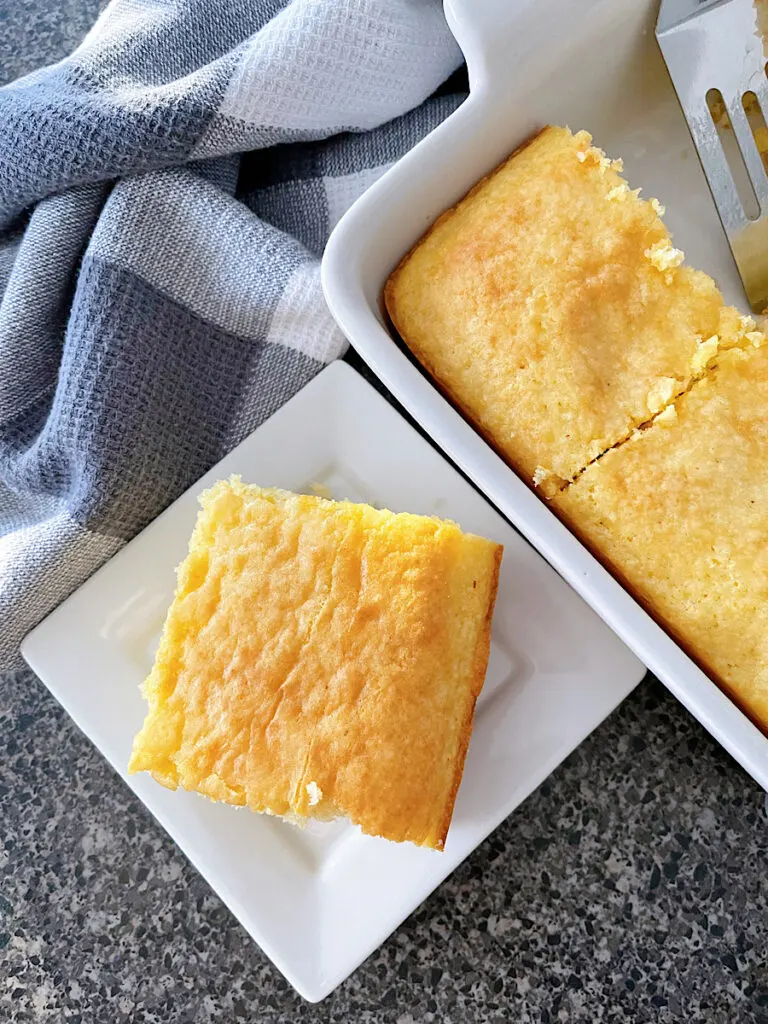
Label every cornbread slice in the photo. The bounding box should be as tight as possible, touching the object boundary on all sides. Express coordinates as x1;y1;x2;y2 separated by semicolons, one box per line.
553;344;768;731
129;477;503;850
386;125;756;490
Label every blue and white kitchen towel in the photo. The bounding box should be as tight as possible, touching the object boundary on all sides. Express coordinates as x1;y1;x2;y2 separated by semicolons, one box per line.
0;0;464;669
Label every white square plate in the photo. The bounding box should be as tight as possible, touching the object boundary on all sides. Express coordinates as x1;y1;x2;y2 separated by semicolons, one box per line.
22;362;644;1001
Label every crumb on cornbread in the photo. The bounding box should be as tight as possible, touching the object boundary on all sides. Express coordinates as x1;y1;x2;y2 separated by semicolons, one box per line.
552;344;768;731
385;125;759;488
128;477;503;850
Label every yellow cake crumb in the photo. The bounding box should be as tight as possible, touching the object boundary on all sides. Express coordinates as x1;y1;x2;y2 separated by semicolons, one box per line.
606;184;641;202
646;376;680;416
532;466;566;498
645;241;685;273
653;405;678;426
577;145;623;174
691;335;720;374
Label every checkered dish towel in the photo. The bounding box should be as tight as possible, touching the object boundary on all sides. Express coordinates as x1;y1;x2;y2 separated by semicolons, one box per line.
0;0;464;669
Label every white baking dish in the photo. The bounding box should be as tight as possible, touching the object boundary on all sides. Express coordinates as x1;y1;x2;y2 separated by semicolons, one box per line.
322;0;768;790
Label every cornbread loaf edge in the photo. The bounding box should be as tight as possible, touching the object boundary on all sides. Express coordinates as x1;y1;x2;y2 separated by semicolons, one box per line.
434;539;503;848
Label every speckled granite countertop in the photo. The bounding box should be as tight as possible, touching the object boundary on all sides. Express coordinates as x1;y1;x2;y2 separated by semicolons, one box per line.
2;6;768;1023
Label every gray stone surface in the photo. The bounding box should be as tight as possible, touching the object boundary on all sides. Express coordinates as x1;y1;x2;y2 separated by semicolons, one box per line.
0;0;104;86
2;666;768;1023
2;4;768;1023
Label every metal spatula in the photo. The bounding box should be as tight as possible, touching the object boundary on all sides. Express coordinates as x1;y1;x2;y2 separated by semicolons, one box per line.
657;0;768;311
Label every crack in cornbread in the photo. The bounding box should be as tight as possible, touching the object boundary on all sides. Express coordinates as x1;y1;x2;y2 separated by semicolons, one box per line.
544;331;766;497
129;477;502;850
385;126;760;489
552;345;768;731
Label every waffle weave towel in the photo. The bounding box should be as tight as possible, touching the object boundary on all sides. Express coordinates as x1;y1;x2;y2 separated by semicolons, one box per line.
0;0;464;668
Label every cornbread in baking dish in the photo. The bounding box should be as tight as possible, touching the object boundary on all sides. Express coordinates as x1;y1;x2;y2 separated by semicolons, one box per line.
128;476;503;850
385;125;756;491
553;344;768;731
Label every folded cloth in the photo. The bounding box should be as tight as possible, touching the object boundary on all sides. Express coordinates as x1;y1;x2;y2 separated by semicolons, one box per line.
0;0;464;670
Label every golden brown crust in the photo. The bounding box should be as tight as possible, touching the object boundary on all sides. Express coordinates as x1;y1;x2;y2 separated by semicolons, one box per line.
387;328;540;492
554;500;767;735
129;477;503;850
384;128;547;329
552;345;768;734
385;125;753;488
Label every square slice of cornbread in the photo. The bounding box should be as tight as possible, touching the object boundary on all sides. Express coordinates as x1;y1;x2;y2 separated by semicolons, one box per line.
385;125;756;490
129;477;503;850
552;344;768;731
